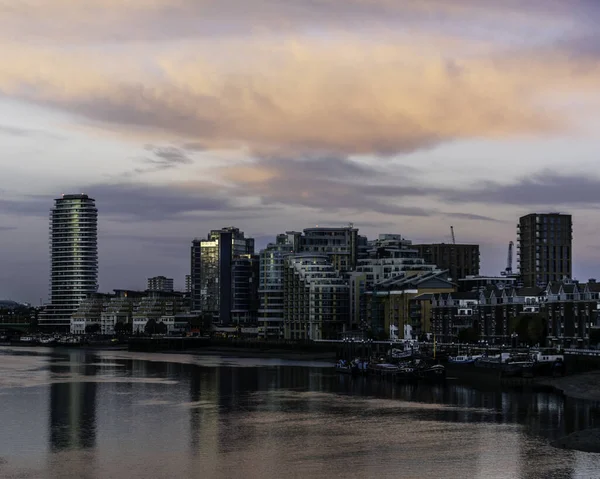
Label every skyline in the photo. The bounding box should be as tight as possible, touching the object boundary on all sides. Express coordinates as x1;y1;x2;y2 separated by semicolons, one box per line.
2;1;600;302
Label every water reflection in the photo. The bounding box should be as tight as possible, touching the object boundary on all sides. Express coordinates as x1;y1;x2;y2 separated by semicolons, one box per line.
49;351;97;452
0;348;599;478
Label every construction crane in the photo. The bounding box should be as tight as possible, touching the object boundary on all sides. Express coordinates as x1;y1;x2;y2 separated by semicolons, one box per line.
502;241;514;276
450;226;456;244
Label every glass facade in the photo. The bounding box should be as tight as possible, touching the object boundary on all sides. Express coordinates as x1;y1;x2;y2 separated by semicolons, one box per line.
190;227;254;324
40;194;98;330
258;234;293;338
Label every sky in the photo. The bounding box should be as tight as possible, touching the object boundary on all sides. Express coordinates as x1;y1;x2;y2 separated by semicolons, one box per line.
2;0;600;303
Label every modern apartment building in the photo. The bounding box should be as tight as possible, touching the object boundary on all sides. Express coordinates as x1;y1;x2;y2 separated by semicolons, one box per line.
39;194;98;331
190;227;254;324
147;276;174;292
70;293;111;334
364;271;454;340
257;234;294;338
100;290;145;335
413;243;480;282
132;291;187;333
286;225;359;273
283;254;349;340
231;254;260;325
356;234;440;288
517;213;573;288
185;275;191;294
70;290;186;335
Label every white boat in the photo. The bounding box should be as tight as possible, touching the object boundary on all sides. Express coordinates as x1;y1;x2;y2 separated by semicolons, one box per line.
390;348;413;360
530;350;564;363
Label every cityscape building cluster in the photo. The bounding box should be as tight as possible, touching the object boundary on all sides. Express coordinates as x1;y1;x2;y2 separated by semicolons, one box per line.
10;195;588;346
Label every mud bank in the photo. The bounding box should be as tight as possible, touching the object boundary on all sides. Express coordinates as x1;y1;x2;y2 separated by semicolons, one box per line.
536;370;600;401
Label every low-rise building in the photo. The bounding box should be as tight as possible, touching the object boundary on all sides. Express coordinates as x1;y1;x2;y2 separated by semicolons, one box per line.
100;290;145;335
70;293;112;334
431;279;600;347
132;291;186;333
365;271;455;340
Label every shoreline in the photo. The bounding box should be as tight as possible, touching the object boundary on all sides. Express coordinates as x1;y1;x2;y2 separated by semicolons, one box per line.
536;371;600;402
179;347;336;361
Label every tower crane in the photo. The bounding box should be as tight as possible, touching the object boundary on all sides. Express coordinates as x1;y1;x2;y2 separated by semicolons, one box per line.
450;226;456;245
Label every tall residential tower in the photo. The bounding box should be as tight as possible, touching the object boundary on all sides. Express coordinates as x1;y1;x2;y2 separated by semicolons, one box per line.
190;227;254;324
39;194;98;330
517;213;572;287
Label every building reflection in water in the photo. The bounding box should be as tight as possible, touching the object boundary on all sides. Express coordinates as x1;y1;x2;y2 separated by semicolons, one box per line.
34;351;600;478
49;350;97;452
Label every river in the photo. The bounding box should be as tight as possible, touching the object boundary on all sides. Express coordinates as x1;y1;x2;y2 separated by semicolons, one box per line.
0;347;599;478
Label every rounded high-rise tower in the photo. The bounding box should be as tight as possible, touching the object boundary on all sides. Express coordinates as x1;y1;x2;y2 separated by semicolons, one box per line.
40;194;98;330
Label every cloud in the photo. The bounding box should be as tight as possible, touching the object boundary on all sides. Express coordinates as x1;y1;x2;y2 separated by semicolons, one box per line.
445;212;501;222
86;183;248;221
214;155;435;217
2;31;599;159
441;171;600;207
0;0;594;44
0;226;17;231
128;145;195;175
0;183;262;223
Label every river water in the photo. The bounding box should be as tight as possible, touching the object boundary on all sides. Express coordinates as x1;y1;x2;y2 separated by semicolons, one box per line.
0;347;599;479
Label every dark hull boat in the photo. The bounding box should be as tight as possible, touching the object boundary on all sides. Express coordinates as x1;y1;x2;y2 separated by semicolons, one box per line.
415;364;446;383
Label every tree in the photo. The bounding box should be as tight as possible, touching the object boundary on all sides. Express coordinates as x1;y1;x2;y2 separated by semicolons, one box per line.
144;318;158;335
85;323;101;334
114;322;125;335
156;321;168;335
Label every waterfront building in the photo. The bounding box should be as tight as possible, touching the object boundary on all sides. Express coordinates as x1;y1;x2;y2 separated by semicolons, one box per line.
413;243;480;282
257;235;294;339
131;291;186;333
147;276;174;292
231;254;260;325
70;293;110;334
283;254;349;340
39;194;98;331
190;227;254;324
100;290;145;335
431;278;600;347
348;272;367;331
285;225;359;274
517;212;573;288
356;234;440;288
364;271;455;340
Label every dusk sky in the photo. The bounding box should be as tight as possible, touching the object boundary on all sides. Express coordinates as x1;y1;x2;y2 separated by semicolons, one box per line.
2;0;600;304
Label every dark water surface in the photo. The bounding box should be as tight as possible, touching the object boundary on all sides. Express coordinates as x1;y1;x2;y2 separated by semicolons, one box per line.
0;347;599;478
